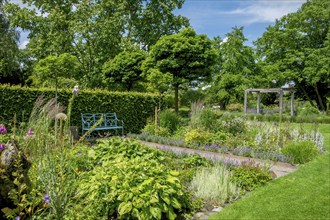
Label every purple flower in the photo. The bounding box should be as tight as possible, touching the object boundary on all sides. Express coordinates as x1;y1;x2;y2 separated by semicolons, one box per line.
44;194;51;204
15;216;20;220
0;124;7;134
27;128;34;136
0;144;4;150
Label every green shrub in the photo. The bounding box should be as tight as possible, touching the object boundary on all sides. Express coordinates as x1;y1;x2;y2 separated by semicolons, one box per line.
282;141;320;164
142;123;170;137
184;129;213;145
68;138;199;219
159;110;181;134
199;108;219;131
231;162;272;191
227;103;243;112
220;114;246;134
298;103;320;116
190;163;241;206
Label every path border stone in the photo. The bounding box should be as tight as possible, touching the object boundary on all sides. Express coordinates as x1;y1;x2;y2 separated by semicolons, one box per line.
139;140;297;178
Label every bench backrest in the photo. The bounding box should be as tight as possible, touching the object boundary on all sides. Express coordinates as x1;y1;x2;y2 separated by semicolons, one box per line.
81;113;121;129
81;113;104;128
104;113;119;127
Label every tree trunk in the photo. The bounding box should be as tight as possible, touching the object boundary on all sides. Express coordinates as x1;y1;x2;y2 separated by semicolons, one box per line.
174;83;179;113
314;83;326;111
300;85;316;108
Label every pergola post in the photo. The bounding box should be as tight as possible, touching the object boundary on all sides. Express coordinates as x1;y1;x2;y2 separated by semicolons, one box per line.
244;90;248;115
279;90;284;116
291;92;295;116
257;92;261;114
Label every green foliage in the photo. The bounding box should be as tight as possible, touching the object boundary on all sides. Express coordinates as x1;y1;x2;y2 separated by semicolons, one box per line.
184;129;213;145
30;53;81;88
102;50;146;91
0;85;160;133
220;114;246;134
199;108;219;132
298;103;321;116
231;161;273;191
4;0;188;88
255;0;330;111
0;0;19;80
143;28;218;112
282;141;320;164
209;27;260;109
227;103;243;112
190;163;241;206
159;110;181;135
142;123;170;137
68;138;198;219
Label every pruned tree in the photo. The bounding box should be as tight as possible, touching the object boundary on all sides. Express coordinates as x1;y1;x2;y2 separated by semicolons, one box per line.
143;28;218;112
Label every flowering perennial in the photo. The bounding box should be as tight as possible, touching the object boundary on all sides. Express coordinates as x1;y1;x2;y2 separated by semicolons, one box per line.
0;124;7;134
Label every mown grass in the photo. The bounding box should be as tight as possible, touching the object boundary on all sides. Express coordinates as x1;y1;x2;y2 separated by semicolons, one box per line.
210;123;330;220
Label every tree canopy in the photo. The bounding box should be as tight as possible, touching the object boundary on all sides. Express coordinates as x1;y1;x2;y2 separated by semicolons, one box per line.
30;53;81;88
0;0;20;82
3;0;189;88
208;27;260;109
102;50;146;91
255;0;330;111
143;28;218;112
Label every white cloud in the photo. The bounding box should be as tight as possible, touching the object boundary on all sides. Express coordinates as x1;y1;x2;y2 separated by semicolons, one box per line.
227;0;307;24
19;40;29;49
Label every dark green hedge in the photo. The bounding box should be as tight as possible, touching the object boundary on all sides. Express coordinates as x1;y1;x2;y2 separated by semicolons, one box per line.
0;85;160;133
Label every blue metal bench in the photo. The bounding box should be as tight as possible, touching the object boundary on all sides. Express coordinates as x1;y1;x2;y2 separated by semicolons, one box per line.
81;113;124;137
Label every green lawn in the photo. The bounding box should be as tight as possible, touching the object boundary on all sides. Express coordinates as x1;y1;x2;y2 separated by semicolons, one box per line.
210;123;330;220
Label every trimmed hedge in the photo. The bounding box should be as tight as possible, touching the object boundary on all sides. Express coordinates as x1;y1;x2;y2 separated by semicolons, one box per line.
0;85;160;133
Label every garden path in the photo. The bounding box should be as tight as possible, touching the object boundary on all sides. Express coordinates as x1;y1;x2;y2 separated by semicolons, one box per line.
139;140;297;178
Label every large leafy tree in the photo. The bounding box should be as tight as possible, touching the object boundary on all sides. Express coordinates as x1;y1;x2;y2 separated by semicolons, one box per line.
143;28;218;112
255;0;330;111
102;50;146;91
3;0;189;88
0;0;19;83
209;27;260;109
30;53;81;88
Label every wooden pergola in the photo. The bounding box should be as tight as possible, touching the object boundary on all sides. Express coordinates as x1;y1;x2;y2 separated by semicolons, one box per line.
244;88;295;116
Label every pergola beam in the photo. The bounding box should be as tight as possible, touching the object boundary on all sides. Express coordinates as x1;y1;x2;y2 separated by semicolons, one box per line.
244;87;295;116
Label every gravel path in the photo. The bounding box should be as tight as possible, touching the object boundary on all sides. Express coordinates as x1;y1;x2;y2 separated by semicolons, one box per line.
139;140;297;179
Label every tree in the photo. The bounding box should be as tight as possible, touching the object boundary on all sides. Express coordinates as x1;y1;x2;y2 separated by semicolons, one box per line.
208;27;260;109
0;0;19;83
255;0;330;111
3;0;189;88
30;53;81;88
143;28;218;112
102;50;146;91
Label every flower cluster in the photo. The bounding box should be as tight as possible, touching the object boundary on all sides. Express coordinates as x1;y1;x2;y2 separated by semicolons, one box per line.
44;194;51;204
27;128;34;136
0;124;7;134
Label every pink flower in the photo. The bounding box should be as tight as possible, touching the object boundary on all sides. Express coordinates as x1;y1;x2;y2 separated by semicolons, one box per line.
27;128;34;136
0;144;5;150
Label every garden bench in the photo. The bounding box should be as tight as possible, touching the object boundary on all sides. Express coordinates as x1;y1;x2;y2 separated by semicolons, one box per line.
81;113;124;137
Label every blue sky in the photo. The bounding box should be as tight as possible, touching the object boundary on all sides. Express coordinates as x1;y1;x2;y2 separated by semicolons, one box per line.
176;0;306;44
15;0;306;49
